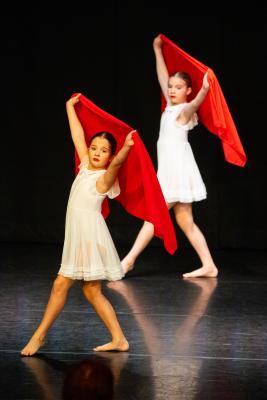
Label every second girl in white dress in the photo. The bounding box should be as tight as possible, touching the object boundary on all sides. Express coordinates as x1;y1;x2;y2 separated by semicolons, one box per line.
121;35;218;279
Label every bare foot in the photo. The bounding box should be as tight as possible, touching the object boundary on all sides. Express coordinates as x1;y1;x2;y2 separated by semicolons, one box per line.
183;265;218;278
93;339;129;352
121;257;134;274
21;336;46;357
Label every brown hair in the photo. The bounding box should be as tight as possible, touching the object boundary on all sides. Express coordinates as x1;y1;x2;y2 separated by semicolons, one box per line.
89;132;117;155
170;71;192;88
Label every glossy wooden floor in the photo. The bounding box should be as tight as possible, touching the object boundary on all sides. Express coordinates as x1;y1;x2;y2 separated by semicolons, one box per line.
1;243;267;399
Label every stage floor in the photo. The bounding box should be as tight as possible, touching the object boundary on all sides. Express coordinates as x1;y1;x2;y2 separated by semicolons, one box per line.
1;243;267;399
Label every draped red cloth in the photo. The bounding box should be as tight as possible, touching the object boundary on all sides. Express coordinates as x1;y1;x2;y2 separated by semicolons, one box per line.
160;34;247;167
72;94;177;254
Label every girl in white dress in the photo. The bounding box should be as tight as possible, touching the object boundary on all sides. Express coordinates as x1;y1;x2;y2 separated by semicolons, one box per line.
122;35;218;278
21;94;134;356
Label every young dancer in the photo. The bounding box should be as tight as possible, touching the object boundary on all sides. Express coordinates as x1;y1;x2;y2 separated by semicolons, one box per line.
122;35;218;278
21;94;134;356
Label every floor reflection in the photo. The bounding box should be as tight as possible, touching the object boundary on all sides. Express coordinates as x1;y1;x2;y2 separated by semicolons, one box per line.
19;278;218;400
107;277;218;399
108;278;217;351
174;278;218;348
2;244;267;399
21;352;130;400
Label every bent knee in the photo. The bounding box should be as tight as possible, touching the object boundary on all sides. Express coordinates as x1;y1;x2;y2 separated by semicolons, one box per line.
176;215;194;233
82;282;101;302
52;276;72;295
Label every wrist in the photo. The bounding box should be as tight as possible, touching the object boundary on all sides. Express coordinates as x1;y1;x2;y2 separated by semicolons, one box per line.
66;102;73;109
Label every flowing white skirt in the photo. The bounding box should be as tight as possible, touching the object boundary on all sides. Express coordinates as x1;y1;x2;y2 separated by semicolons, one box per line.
58;207;124;281
157;141;207;203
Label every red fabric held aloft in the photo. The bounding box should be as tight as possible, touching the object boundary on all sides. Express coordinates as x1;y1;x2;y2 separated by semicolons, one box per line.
72;93;177;255
160;33;247;167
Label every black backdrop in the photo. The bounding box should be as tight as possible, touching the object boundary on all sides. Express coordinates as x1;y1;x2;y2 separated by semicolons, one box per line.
1;9;266;250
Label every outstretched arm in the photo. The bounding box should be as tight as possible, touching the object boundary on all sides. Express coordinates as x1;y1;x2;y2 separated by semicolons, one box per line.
96;131;135;194
153;35;169;102
66;94;88;162
178;72;210;125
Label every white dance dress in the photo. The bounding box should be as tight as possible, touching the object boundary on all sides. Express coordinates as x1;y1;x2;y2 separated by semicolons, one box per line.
58;157;124;281
157;102;207;203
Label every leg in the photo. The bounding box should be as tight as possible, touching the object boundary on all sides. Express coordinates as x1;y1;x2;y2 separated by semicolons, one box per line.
21;275;75;356
173;203;218;278
121;221;154;273
82;281;129;352
121;202;176;274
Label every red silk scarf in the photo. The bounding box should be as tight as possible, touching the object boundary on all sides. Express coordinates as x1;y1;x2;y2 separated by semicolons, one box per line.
72;94;177;254
160;34;247;167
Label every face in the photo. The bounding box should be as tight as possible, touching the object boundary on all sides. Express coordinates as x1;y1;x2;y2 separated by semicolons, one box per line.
168;76;192;105
88;137;112;169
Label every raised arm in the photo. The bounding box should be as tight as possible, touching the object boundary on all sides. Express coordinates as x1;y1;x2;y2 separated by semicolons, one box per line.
96;131;135;194
66;94;88;162
178;72;210;125
153;35;169;102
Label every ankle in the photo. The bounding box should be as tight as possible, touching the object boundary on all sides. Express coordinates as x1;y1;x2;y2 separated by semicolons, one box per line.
123;256;134;265
32;333;46;342
112;336;127;344
202;263;216;269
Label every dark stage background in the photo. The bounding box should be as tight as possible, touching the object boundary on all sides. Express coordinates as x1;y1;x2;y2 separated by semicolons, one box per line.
1;9;266;252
